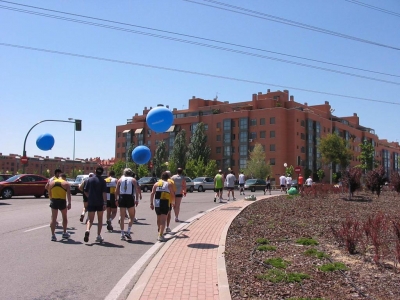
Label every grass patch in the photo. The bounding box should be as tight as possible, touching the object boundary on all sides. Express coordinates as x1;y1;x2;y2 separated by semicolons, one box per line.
247;220;254;225
264;257;289;269
296;237;319;246
257;269;310;283
304;248;328;259
318;262;348;272
256;238;269;244
257;245;276;251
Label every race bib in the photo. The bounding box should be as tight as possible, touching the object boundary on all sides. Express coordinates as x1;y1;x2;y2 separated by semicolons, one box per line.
155;199;161;207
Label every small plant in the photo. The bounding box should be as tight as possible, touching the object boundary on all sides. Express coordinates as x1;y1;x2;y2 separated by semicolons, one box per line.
304;248;328;259
296;237;319;246
342;167;362;199
257;245;276;251
256;238;269;244
264;257;289;269
331;216;363;254
365;166;386;197
247;220;254;225
257;269;310;283
318;262;348;272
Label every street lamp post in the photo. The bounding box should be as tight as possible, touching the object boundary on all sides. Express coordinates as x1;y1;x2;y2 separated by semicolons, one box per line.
68;118;76;161
330;109;335;184
15;156;21;174
39;157;44;175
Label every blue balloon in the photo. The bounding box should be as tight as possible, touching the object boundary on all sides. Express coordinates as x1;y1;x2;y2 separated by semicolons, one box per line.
36;133;55;151
132;146;151;165
146;106;173;133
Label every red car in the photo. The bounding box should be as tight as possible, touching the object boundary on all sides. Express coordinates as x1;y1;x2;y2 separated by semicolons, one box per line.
0;174;49;199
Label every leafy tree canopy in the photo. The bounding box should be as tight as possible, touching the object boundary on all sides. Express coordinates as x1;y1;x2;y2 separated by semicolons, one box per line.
169;130;188;169
318;133;352;169
244;143;272;179
357;140;376;172
186;123;211;164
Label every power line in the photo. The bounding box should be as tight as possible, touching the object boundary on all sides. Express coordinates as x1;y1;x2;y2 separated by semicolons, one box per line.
344;0;400;18
1;42;399;106
184;0;400;51
1;4;400;86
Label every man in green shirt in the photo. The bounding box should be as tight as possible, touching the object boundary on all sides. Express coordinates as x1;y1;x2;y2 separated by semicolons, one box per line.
214;170;224;203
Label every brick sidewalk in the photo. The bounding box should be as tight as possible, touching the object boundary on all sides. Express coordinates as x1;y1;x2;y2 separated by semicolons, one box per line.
127;198;258;300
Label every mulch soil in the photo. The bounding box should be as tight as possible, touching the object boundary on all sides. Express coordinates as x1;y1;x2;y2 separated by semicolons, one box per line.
225;188;400;300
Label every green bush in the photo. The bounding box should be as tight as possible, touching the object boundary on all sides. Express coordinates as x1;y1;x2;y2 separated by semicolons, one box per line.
257;269;310;283
257;245;276;251
296;237;319;246
264;257;289;269
256;238;269;244
318;262;348;272
304;248;328;259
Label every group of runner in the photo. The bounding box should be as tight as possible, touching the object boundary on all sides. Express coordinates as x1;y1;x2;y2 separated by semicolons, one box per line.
46;167;187;243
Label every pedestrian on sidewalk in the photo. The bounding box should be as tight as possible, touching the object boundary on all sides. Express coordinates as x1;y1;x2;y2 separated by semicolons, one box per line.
105;170;118;232
48;172;71;241
79;173;94;223
150;172;175;242
279;174;287;193
226;170;237;200
46;168;63;227
115;168;140;241
286;174;292;193
265;175;272;195
171;168;186;222
238;170;246;195
214;170;224;203
83;167;107;243
164;171;176;233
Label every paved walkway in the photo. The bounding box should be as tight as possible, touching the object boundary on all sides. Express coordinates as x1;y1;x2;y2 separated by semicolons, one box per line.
127;196;267;300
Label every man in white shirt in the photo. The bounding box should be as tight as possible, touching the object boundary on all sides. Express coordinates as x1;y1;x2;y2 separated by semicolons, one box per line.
286;174;292;193
305;176;313;187
238;171;246;196
279;174;287;193
226;170;237;201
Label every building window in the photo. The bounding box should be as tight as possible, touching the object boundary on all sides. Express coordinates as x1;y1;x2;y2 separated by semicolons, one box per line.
231;120;235;127
260;118;265;125
301;133;305;140
260;131;266;138
301;120;305;127
270;144;276;151
239;144;248;156
270;131;275;138
270;117;275;124
204;124;208;131
250;119;257;126
250;132;257;139
240;131;248;143
118;132;121;138
191;123;198;132
239;159;247;169
147;140;151;146
224;133;231;143
270;158;275;165
232;134;236;140
223;119;231;131
224;146;231;156
239;118;248;130
117;143;120;148
217;122;221;128
216;135;221;141
216;147;221;153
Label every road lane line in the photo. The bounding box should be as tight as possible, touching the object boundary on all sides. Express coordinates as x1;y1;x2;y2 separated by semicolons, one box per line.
24;224;49;232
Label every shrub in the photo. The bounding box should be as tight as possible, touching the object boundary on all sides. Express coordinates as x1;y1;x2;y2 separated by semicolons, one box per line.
256;238;269;244
296;237;319;246
390;171;400;194
338;216;363;254
365;166;386;197
257;245;276;251
304;248;328;259
257;269;310;283
342;167;362;199
263;257;289;269
318;262;348;272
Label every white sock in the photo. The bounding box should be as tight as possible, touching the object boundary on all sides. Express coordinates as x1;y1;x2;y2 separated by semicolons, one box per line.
127;227;131;234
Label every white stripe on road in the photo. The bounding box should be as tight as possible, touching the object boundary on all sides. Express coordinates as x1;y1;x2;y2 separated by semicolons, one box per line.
24;224;49;232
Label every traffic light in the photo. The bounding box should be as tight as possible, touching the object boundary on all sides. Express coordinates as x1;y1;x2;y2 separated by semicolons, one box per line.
75;119;82;131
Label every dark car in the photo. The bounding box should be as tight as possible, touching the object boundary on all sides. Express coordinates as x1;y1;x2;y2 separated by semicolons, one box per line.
0;174;13;182
244;179;267;192
138;177;159;192
290;179;298;189
0;174;49;199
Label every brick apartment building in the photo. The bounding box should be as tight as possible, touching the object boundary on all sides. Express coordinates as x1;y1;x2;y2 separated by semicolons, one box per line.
115;89;400;182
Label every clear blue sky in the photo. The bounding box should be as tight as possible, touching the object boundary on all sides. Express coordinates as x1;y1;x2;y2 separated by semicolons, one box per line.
1;0;399;160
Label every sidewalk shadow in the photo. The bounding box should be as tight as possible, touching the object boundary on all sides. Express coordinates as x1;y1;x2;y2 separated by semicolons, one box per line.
85;242;124;248
58;239;83;245
187;243;218;249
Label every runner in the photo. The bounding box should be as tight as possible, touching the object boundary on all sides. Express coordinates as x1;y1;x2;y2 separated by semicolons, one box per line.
279;174;287;193
226;170;237;200
79;173;94;223
83;167;107;243
164;171;176;233
171;168;187;222
48;173;71;241
150;171;175;242
45;168;62;227
115;168;140;241
265;175;272;195
105;170;118;232
238;171;246;195
214;170;224;203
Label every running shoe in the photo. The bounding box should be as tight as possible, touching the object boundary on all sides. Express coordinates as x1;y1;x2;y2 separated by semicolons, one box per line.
96;235;104;243
84;231;90;242
166;227;171;233
51;234;57;241
133;218;138;223
213;197;216;202
80;214;84;222
124;232;132;240
62;232;70;239
118;218;121;224
175;217;179;222
157;235;166;242
233;197;237;200
106;220;113;231
121;235;126;241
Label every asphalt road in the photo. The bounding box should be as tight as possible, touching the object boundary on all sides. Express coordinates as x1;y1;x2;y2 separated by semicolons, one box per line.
0;189;272;300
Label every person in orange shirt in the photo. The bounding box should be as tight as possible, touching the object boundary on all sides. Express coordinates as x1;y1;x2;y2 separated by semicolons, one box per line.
298;174;304;192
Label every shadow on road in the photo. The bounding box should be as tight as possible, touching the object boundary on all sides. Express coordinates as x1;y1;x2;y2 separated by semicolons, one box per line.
85;241;124;248
127;240;155;245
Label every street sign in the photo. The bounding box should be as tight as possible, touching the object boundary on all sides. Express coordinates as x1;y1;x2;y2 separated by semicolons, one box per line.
20;156;29;164
294;166;301;174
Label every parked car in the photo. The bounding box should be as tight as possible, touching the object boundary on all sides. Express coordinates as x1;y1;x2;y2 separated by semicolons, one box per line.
185;176;194;193
138;177;159;192
0;174;49;199
0;174;13;182
192;177;214;192
70;174;89;195
244;179;267;192
290;179;298;189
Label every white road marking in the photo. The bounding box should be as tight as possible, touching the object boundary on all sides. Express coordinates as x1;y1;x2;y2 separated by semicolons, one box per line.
24;224;49;232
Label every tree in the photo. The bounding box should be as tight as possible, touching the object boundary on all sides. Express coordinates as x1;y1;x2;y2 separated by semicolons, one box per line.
137;164;149;178
365;166;386;197
357;140;376;172
185;157;206;178
169;130;188;169
285;165;294;177
244;143;272;179
110;160;135;178
390;171;400;194
318;133;353;170
186;123;211;164
204;160;218;177
317;169;325;182
153;141;167;177
342;167;362;199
